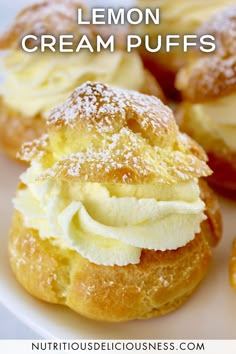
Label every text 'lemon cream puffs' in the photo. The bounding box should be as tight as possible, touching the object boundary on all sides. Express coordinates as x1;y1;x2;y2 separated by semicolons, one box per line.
176;6;236;195
0;0;163;161
9;82;222;322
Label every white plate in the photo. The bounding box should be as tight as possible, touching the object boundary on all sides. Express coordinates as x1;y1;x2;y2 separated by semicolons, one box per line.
0;150;236;339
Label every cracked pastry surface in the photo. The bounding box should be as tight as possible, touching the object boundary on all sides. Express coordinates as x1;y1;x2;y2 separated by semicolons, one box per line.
136;0;236;98
0;0;164;160
176;5;236;194
9;82;222;321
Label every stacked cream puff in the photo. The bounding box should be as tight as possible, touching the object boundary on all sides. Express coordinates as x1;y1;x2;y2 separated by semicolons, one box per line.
0;0;163;160
136;0;236;98
176;6;236;195
9;82;222;321
172;5;236;290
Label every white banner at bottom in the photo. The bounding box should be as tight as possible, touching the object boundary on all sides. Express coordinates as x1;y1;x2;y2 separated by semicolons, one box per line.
1;340;236;354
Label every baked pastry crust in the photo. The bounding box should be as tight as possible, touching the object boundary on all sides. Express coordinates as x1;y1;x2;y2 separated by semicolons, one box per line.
0;0;165;161
175;7;236;194
197;5;236;58
0;70;164;161
137;0;236;98
177;104;236;194
176;5;236;102
9;180;221;322
176;56;236;103
0;98;46;160
230;239;236;290
0;0;123;50
9;82;221;321
18;82;211;184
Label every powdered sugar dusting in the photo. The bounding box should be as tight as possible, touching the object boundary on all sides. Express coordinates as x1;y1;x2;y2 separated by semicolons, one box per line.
197;5;236;57
0;0;84;49
18;134;49;162
49;82;126;133
39;129;210;185
178;5;236;102
40;125;155;183
20;82;211;184
178;55;236;102
0;0;127;50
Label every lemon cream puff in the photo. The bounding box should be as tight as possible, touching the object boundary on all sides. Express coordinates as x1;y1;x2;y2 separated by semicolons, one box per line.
0;0;163;161
9;82;221;322
136;0;235;98
176;8;236;194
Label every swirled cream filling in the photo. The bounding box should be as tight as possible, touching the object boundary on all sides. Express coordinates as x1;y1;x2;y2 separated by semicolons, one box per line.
189;94;236;151
0;50;145;118
13;162;206;266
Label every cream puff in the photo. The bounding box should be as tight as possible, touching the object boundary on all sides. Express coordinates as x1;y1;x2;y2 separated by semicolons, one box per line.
136;0;236;98
9;82;221;322
176;6;236;195
0;0;164;161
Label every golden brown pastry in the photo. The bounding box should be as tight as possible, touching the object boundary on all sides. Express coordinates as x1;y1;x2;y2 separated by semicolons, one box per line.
0;0;164;161
9;82;221;322
230;239;236;290
136;0;236;98
196;5;236;59
176;6;236;195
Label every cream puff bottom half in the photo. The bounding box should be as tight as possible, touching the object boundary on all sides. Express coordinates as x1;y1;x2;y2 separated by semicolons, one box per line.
8;181;221;322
